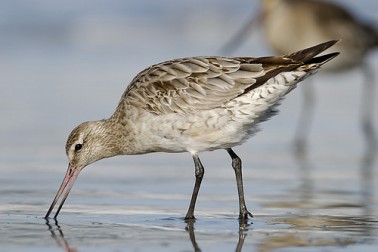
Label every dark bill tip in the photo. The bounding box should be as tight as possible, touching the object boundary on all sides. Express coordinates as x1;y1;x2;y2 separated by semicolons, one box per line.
45;165;81;219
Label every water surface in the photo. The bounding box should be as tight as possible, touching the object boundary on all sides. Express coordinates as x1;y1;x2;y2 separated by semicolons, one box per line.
1;0;378;251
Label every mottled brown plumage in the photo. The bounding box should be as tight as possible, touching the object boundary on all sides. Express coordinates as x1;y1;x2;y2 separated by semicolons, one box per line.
46;41;339;220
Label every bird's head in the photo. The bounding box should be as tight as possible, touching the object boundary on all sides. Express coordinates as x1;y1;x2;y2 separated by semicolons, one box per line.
65;120;115;169
45;120;121;219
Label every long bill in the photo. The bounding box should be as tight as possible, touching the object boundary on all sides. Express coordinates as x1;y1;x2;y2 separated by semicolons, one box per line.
45;165;81;219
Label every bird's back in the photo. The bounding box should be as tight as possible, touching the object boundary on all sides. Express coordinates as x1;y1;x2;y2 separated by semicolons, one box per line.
109;41;338;153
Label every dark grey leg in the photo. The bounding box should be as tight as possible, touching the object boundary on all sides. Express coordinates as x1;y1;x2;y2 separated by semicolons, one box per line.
227;148;253;220
185;154;204;220
360;62;376;151
294;79;315;156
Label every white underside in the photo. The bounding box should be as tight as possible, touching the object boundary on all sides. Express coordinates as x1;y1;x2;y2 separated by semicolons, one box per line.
133;70;310;154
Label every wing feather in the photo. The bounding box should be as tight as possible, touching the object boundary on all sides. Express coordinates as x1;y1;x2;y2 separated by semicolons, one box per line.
111;40;338;119
121;57;266;114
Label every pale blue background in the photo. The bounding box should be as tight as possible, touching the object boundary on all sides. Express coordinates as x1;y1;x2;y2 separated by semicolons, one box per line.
1;1;377;251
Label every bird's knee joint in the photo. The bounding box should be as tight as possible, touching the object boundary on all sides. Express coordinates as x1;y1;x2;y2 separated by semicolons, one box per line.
232;157;242;169
195;170;204;178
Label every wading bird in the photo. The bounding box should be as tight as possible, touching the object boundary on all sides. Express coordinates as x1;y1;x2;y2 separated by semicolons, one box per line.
45;41;339;220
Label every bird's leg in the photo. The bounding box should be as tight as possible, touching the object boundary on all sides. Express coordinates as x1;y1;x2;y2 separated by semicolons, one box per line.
360;62;377;151
227;148;253;220
185;154;205;220
294;79;315;156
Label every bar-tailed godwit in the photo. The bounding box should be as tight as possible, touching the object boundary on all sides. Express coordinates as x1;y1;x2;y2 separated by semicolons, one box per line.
260;0;378;70
222;0;377;152
45;40;339;220
261;0;378;151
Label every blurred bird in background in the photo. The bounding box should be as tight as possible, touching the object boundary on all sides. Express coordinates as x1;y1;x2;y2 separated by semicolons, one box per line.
221;0;378;154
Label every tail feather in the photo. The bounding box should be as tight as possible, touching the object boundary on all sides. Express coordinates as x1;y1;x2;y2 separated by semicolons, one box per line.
287;40;340;63
244;41;339;93
305;52;340;66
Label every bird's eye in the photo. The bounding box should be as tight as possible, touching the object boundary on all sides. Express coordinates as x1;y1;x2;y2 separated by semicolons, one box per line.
74;144;83;151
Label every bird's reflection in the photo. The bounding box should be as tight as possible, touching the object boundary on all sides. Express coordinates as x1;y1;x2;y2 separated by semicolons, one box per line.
45;219;77;252
45;216;249;252
236;219;250;252
185;220;201;252
185;219;250;252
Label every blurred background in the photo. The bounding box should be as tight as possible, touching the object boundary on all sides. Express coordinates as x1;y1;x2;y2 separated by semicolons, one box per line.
0;0;377;166
0;0;378;251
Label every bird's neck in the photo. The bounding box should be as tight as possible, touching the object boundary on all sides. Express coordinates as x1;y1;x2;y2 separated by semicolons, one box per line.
101;114;148;156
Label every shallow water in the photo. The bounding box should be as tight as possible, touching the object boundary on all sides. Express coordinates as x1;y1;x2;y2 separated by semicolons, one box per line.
1;156;377;251
1;0;378;251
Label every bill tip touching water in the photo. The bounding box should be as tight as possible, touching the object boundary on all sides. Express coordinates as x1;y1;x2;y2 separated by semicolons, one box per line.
45;40;340;220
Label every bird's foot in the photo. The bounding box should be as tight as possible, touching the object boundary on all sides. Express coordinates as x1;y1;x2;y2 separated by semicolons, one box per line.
239;209;253;221
184;214;196;222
